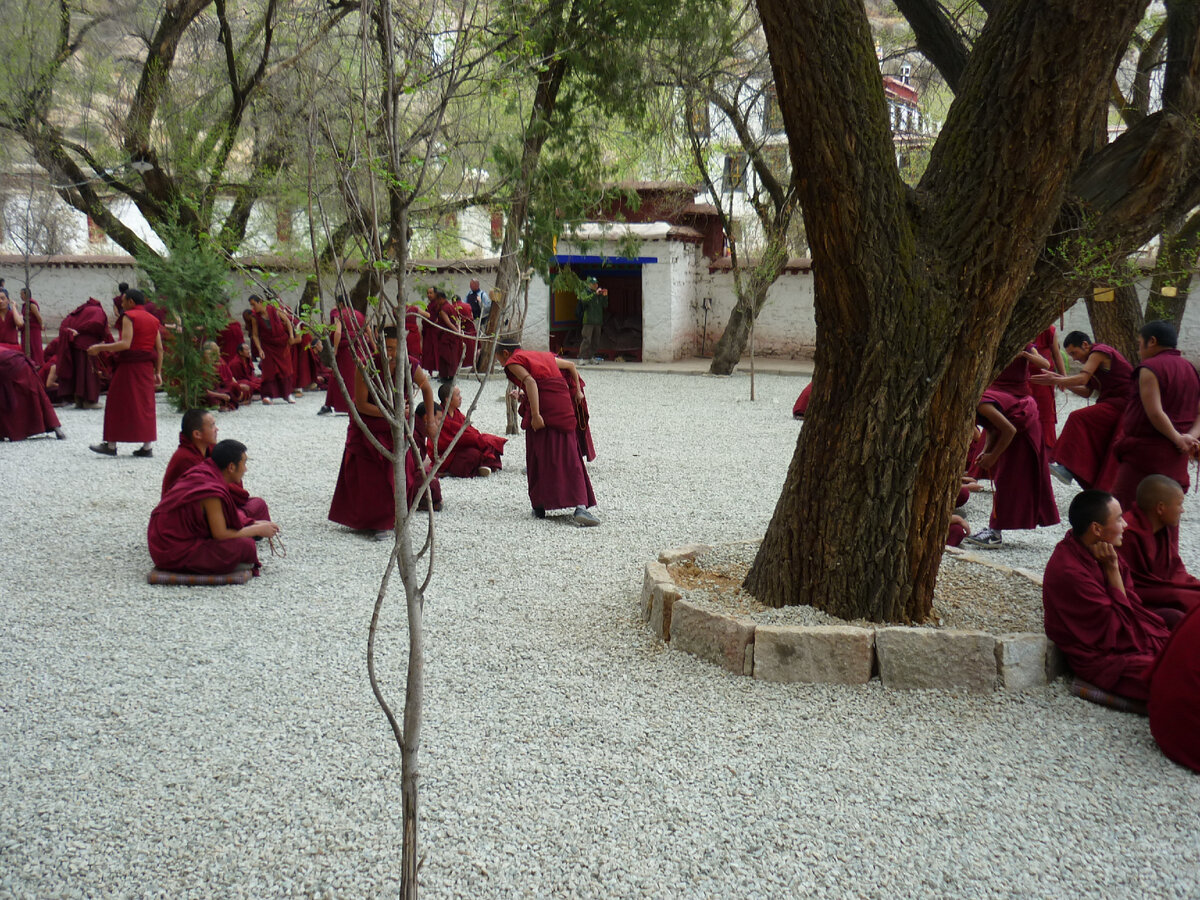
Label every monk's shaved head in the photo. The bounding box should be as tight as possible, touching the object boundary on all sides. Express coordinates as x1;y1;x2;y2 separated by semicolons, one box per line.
1069;490;1118;537
1136;475;1184;511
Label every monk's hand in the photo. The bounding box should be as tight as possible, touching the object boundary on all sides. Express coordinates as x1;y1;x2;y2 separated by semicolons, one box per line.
530;412;545;431
1173;432;1198;455
87;344;101;357
574;388;584;403
977;450;999;471
254;521;280;538
154;372;163;387
1029;372;1057;386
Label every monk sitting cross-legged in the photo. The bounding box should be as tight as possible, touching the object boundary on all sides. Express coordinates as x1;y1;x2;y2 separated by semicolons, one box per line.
148;439;279;576
1042;490;1171;701
161;409;272;523
1115;475;1200;630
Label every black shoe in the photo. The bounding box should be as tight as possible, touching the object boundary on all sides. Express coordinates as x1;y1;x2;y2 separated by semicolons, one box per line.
54;428;66;440
317;406;333;416
533;506;546;519
132;447;153;458
89;442;116;456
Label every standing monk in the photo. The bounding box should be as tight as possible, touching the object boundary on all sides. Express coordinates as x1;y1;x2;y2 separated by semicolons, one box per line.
319;295;368;416
452;294;478;373
1032;331;1134;490
18;288;43;367
249;294;296;404
495;341;599;526
1115;475;1200;629
55;297;112;407
1110;320;1200;510
1030;324;1065;448
432;289;462;381
0;290;23;351
1043;491;1170;701
419;287;440;374
88;288;162;458
148;439;279;576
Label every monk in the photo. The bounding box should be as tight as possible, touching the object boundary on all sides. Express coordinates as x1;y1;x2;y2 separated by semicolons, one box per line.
452;294;478;373
432;382;506;477
1043;490;1170;701
17;288;43;367
432;289;462;381
419;287;440;374
964;370;1059;548
1148;606;1200;773
0;289;23;351
1115;475;1200;630
319;295;368;416
55;297;112;407
202;341;251;410
495;340;599;526
285;302;324;393
88;288;162;458
1030;325;1065;448
1110;320;1200;510
1031;331;1134;489
249;293;296;404
161;408;272;522
228;343;262;398
328;326;438;540
990;342;1050;397
148;439;279;576
0;348;65;441
216;313;245;362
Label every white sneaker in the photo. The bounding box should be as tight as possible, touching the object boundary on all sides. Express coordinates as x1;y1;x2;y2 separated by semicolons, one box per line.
477;466;492;478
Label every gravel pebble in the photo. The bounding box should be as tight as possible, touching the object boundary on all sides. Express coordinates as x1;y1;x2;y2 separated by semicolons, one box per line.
1;374;1198;899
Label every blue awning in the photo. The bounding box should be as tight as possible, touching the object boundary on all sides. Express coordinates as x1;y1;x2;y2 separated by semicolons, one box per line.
552;254;657;265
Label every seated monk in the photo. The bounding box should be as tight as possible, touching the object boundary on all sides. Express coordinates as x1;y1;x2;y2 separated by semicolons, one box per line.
203;341;252;410
433;382;506;477
1043;490;1170;701
161;409;272;522
228;343;262;398
148;439;279;576
1148;606;1200;773
1116;475;1200;630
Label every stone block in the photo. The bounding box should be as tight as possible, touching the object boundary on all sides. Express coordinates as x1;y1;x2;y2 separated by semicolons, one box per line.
669;600;755;675
995;633;1049;691
642;561;672;621
753;625;875;684
648;582;680;642
1045;640;1071;681
875;628;997;692
658;544;710;565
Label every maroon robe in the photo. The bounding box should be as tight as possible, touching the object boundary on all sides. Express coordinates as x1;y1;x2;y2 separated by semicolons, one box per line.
217;320;244;362
1043;530;1170;700
328;411;438;530
433;299;462;380
990;344;1035;397
102;308;158;443
1116;505;1200;629
56;298;112;404
287;305;324;390
20;298;43;368
0;348;60;440
253;305;295;399
228;355;261;396
162;436;206;497
1031;327;1059;448
324;307;367;414
405;305;422;365
420;302;440;373
148;458;260;574
435;408;506;477
977;388;1060;530
793;383;812;418
1148;605;1200;772
1054;343;1133;490
1112;349;1200;508
505;350;596;512
0;307;21;351
454;301;478;370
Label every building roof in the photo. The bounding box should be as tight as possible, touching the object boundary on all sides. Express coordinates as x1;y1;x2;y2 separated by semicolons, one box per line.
707;256;812;274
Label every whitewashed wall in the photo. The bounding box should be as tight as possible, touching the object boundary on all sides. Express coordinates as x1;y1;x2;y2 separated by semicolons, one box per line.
692;266;818;357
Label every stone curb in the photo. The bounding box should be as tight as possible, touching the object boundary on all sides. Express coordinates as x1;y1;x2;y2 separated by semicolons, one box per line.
643;547;1066;692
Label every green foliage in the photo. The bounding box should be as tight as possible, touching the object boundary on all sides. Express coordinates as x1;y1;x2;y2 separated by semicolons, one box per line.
138;223;233;412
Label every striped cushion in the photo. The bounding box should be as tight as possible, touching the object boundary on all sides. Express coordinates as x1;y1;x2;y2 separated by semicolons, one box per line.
1068;677;1148;716
147;568;252;586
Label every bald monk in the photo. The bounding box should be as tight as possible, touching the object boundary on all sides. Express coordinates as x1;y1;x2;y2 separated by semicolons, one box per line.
1110;320;1200;510
1043;490;1170;701
1115;475;1200;630
328;326;437;540
88;288;162;458
161;408;272;522
0;348;65;441
964;371;1059;548
1032;331;1134;489
1148;606;1200;773
148;439;279;576
228;343;262;398
495;340;599;526
433;382;506;477
249;293;296;404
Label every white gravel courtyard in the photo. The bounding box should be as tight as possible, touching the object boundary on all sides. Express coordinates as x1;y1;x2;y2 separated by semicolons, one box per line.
1;368;1197;899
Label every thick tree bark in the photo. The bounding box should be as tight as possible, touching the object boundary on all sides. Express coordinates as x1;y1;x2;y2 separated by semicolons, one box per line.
746;0;1150;621
1086;284;1144;362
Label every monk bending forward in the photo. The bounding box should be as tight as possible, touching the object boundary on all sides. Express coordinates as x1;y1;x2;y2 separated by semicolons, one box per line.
148;439;279;576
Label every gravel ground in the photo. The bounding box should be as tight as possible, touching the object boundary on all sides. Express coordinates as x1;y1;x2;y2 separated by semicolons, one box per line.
1;372;1198;899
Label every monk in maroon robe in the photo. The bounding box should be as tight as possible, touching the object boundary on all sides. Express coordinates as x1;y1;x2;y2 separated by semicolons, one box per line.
217;317;244;362
0;291;24;352
405;303;423;365
1111;320;1200;509
228;344;261;397
419;288;440;374
990;342;1050;397
1115;475;1200;630
453;297;478;372
148;440;279;575
16;288;44;368
965;373;1060;548
1148;605;1200;772
496;342;599;525
0;348;64;441
161;410;220;497
1032;331;1134;490
201;342;250;410
1030;325;1065;448
88;289;162;457
319;298;368;415
284;303;323;392
792;382;812;418
431;290;462;380
328;327;438;539
432;382;506;477
56;297;112;406
1043;490;1170;701
249;294;296;404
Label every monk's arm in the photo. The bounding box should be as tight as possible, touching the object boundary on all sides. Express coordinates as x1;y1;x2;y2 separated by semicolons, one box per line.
1092;541;1126;596
154;330;164;384
353;368;385;417
975;403;1016;470
1139;368;1195;453
89;317;133;355
201;497;279;540
1021;346;1051;370
331;317;342;352
414;366;437;438
1050;332;1066;376
507;363;542;428
251;317;264;358
285;315;298;346
555;357;584;400
10;305;23;329
28;303;42;326
1031;352;1105;396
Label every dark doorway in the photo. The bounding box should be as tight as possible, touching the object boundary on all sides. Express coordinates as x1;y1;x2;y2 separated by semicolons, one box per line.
548;263;643;361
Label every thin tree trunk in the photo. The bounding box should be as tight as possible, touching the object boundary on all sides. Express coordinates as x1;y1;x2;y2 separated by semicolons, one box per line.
1145;211;1200;328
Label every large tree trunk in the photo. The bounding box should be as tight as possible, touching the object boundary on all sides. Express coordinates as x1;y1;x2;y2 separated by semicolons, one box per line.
745;0;1149;622
1086;283;1144;363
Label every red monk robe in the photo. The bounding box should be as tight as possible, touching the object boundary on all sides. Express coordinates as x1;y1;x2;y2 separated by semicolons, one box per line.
286;305;325;391
1052;343;1133;489
324;306;368;414
217;320;244;362
56;298;112;404
433;296;462;380
148;458;261;574
228;352;261;397
977;388;1060;531
206;359;251;410
251;303;295;400
453;300;478;371
1031;326;1062;448
1117;505;1200;629
101;307;160;444
0;348;62;441
162;434;271;521
1043;530;1170;700
503;349;596;513
1148;605;1200;773
793;383;812;418
0;305;21;351
435;408;506;477
419;297;440;373
1112;348;1200;508
328;410;438;530
404;305;422;365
